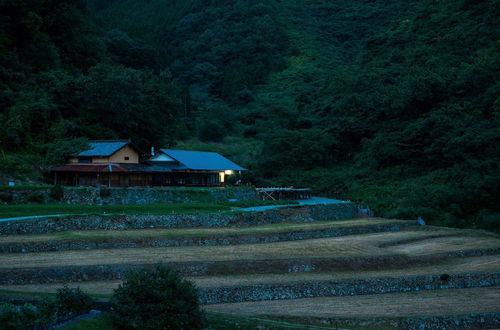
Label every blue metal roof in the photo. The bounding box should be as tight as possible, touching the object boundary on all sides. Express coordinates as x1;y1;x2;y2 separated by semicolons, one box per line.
77;141;129;157
160;149;246;171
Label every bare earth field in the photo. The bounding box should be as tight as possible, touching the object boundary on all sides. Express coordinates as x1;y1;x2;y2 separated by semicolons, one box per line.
205;287;500;318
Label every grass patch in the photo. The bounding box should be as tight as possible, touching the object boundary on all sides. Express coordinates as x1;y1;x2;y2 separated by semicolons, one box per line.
0;200;299;219
62;312;333;330
206;312;330;329
0;289;112;301
0;203;229;218
62;313;115;330
0;185;52;191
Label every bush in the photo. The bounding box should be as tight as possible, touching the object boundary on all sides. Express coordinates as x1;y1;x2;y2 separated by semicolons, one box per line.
0;192;13;203
27;193;44;203
99;188;111;198
54;286;94;317
0;287;93;330
112;265;206;330
49;185;64;201
440;274;450;282
0;303;38;330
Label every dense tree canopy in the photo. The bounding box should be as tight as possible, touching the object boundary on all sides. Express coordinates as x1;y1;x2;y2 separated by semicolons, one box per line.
1;0;498;230
0;0;189;175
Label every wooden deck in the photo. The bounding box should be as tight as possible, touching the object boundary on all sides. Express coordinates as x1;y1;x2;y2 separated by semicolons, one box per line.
256;187;311;200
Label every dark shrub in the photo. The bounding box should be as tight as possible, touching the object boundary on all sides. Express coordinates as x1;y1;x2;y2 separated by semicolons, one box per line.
440;274;450;282
112;265;206;330
27;193;44;203
99;188;111;198
54;286;94;317
0;192;13;203
49;185;64;201
0;303;38;330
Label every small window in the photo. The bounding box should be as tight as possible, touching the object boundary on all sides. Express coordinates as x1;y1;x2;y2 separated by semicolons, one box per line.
124;156;130;161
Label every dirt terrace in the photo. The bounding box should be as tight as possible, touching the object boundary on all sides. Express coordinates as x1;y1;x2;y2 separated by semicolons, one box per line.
205;287;500;318
1;255;498;295
0;218;408;243
0;228;497;270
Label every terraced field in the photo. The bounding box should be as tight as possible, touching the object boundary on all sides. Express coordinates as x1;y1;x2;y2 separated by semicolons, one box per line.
0;209;499;328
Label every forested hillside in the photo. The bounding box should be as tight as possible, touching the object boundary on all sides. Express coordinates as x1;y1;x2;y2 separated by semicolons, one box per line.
1;0;498;230
0;0;191;175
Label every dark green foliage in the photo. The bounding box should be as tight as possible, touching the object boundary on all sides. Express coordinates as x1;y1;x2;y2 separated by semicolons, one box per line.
0;192;13;203
27;193;44;204
1;0;498;232
54;286;94;316
112;265;206;330
49;185;64;201
0;303;38;330
440;274;450;282
0;287;93;329
0;0;191;176
99;188;111;198
164;0;287;102
198;120;227;142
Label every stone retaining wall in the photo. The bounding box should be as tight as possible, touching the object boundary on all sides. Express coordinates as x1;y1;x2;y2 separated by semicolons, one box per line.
0;203;359;235
0;221;416;253
197;272;500;304
0;186;258;205
2;251;498;285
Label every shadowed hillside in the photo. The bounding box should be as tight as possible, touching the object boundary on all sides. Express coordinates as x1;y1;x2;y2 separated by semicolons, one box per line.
87;0;499;230
0;0;498;231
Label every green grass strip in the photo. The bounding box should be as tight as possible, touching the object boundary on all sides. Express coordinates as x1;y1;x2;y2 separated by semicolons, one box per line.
0;200;299;219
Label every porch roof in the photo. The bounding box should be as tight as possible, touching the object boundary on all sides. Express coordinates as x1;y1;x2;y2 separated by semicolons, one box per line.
51;163;129;173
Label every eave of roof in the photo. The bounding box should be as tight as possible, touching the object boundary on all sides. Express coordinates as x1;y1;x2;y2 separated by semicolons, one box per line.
51;163;129;173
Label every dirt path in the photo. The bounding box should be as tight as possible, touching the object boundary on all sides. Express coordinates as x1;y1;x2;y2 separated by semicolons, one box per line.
205;287;500;318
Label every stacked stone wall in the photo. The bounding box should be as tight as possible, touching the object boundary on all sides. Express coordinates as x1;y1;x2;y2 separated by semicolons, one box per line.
0;203;359;235
0;186;258;205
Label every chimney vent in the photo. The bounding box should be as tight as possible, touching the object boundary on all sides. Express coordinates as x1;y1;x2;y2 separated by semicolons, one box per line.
151;146;155;156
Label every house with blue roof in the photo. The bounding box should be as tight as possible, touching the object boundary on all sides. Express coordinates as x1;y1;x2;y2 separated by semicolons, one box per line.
51;141;246;187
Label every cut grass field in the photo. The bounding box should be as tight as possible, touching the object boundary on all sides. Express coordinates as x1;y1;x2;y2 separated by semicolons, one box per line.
60;311;336;330
0;218;409;243
0;229;497;269
205;287;500;318
0;200;299;218
1;255;498;297
0;214;498;327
